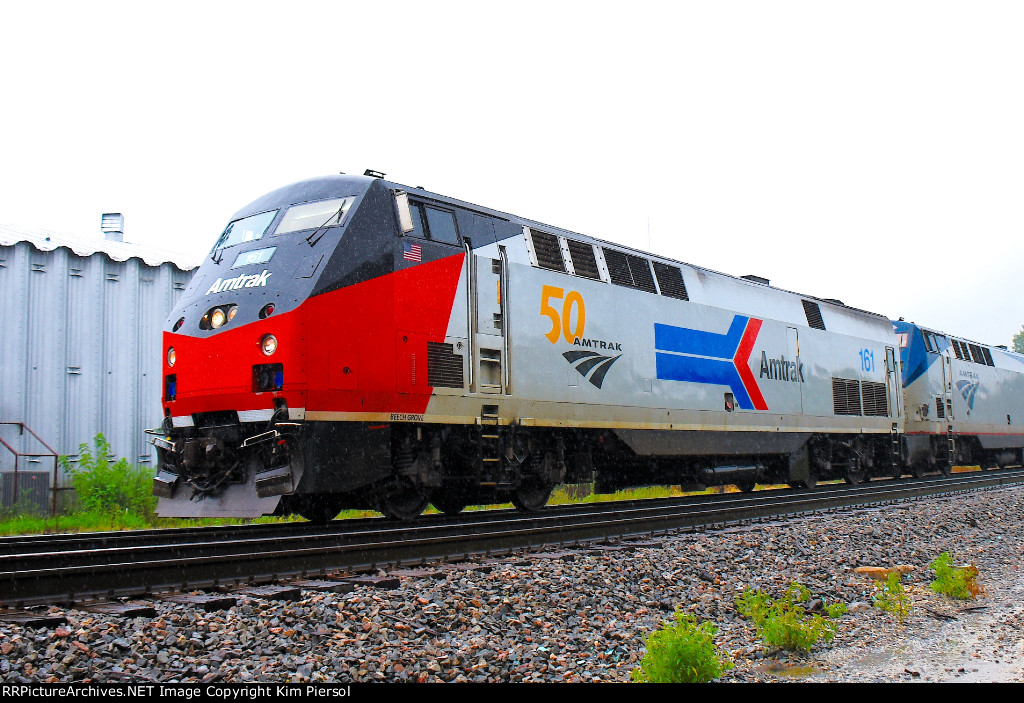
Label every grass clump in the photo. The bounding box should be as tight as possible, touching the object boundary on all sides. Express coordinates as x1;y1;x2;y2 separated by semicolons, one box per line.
548;484;687;505
873;572;911;622
736;583;844;652
59;434;156;520
632;610;733;683
930;552;983;599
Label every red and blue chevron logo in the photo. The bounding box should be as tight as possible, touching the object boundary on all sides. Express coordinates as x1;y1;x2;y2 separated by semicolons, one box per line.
654;316;768;410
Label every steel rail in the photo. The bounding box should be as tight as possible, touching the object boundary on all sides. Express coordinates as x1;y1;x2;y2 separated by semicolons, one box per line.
0;468;1005;555
2;469;1022;607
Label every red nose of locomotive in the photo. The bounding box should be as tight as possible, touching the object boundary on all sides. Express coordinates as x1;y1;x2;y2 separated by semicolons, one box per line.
154;176;385;517
163;300;303;422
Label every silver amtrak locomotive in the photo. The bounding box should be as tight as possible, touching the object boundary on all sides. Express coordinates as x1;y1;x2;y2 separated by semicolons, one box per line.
153;174;1021;521
893;321;1024;475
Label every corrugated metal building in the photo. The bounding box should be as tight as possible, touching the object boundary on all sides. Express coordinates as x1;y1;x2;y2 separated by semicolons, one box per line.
0;222;197;502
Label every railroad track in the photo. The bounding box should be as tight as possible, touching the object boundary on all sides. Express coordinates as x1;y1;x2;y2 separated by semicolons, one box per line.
3;469;1023;608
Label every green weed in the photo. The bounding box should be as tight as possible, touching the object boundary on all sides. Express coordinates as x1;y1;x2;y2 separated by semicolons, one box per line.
548;484;687;505
930;552;983;599
873;572;911;621
736;583;844;652
632;610;733;683
825;601;848;619
59;434;156;519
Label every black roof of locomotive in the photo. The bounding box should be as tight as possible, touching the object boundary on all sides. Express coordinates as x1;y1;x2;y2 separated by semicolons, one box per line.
231;173;887;322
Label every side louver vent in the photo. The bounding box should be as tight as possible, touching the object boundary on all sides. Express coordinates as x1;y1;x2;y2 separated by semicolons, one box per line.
602;248;656;293
566;239;601;280
628;254;657;293
861;381;889;416
427;342;464;388
832;378;862;416
530;230;565;272
982;347;994;366
652;262;689;300
936;396;946;419
602;248;633;287
968;343;985;365
802;300;826;330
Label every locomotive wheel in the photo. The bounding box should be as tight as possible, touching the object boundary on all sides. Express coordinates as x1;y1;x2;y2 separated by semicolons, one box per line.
939;461;953;478
512;480;552;512
843;462;866;485
430;492;468;516
381;487;430;520
292;496;344;524
735;481;756;493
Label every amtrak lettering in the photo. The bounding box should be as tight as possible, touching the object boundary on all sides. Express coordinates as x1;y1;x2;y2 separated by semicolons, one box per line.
759;351;805;383
205;270;272;295
572;338;623;351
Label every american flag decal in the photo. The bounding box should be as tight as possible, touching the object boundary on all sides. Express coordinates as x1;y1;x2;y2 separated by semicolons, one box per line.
403;241;422;262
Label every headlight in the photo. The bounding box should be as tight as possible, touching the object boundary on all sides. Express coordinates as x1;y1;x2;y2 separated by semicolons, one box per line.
167;347;176;367
210;308;227;328
261;334;278;356
227;305;238;322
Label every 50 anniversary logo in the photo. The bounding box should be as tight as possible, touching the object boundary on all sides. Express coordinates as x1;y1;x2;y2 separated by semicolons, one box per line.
540;285;622;389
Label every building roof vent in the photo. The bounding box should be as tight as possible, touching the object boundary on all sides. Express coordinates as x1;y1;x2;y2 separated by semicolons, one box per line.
101;213;124;242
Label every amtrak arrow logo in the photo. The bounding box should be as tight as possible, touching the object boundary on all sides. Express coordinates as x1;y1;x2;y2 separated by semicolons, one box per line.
956;380;979;410
563;351;622;389
654;316;768;410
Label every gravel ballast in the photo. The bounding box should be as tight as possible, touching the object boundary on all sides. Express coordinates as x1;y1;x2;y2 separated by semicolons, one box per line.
2;484;1022;683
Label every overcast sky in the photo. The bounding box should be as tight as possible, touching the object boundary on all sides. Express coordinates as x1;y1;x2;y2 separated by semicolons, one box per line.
3;2;1022;347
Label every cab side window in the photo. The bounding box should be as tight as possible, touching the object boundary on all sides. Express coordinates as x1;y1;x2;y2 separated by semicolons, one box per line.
424;206;460;245
408;201;461;246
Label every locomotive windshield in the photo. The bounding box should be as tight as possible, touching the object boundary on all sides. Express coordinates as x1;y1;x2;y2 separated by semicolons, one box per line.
211;210;278;252
276;197;355;235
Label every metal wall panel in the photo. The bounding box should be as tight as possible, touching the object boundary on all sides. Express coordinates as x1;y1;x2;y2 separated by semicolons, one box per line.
0;241;193;490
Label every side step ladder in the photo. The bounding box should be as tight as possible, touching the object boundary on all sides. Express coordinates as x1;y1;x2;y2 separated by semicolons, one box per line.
890;423;901;475
478;405;502;486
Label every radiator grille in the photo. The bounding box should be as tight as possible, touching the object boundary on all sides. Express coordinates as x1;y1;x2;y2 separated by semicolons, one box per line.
653;262;689;300
530;230;565;272
861;381;889;416
427;342;464;388
566;239;600;279
936;397;946;419
832;378;862;415
802;300;825;330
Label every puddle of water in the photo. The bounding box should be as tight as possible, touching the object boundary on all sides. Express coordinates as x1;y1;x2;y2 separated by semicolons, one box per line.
847;645;911;669
758;662;819;678
843;640;1020;682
